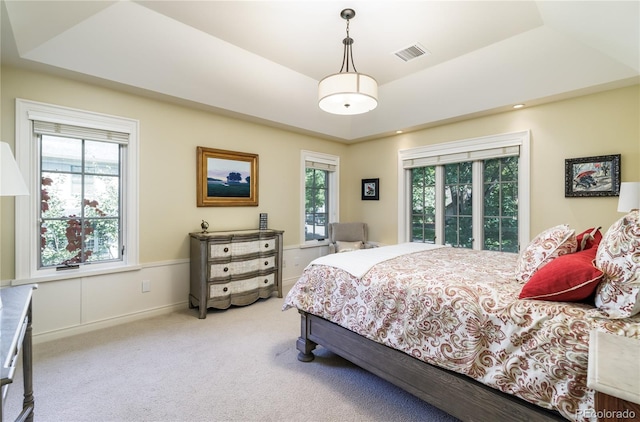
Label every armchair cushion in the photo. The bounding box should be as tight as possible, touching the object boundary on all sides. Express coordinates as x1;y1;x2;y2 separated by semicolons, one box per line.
328;222;371;253
335;241;364;253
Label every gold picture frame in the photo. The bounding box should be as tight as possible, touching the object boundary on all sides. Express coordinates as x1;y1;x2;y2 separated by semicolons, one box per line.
197;147;258;206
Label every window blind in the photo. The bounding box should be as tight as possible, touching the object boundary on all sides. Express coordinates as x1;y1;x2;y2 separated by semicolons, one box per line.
32;121;129;144
305;160;337;172
402;145;519;169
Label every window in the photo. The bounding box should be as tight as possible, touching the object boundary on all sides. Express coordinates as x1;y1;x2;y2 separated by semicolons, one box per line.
15;99;139;281
399;131;529;251
301;150;339;245
483;156;519;251
444;161;474;248
411;166;436;243
305;167;328;241
39;133;122;268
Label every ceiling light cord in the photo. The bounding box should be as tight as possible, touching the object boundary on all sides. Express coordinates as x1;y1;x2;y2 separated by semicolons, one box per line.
340;19;357;73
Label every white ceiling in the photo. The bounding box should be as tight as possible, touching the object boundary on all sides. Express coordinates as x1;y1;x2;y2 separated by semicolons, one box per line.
1;1;639;143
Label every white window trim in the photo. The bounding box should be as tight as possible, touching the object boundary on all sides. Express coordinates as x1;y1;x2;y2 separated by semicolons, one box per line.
14;99;140;283
397;130;530;247
300;150;339;247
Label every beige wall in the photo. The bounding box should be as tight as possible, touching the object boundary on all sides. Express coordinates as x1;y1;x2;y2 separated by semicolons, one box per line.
342;85;640;245
1;65;638;340
2;68;639;274
0;66;347;280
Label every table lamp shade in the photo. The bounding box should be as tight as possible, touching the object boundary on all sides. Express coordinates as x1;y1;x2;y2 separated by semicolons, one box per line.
1;141;29;196
617;182;640;212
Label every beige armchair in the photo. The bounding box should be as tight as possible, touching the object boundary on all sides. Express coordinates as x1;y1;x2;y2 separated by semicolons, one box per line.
328;222;375;253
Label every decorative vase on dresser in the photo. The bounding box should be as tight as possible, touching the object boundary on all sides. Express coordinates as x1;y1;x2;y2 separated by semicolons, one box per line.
189;229;284;319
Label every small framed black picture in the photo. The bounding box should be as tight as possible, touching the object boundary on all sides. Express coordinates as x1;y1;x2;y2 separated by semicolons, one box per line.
362;178;379;200
564;154;621;197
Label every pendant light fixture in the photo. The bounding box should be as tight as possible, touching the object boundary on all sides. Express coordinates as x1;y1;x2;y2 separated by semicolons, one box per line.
318;9;378;115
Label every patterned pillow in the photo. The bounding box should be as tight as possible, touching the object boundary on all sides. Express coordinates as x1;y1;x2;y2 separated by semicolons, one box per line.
594;210;640;318
335;240;363;253
515;224;577;283
519;247;603;301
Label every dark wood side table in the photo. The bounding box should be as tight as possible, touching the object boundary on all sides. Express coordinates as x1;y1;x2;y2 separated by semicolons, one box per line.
1;284;37;422
588;330;640;422
595;392;640;422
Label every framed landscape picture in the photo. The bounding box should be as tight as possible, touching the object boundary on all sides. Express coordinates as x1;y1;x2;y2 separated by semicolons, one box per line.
197;147;258;206
564;154;620;197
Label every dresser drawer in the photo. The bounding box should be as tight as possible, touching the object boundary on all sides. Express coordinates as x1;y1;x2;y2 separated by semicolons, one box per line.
209;238;276;259
209;273;275;298
209;256;275;279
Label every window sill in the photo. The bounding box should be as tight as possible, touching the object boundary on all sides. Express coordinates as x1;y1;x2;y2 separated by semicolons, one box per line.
12;264;142;286
299;240;329;249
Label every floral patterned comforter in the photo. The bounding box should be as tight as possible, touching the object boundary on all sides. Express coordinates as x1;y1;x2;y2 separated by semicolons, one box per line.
283;247;640;422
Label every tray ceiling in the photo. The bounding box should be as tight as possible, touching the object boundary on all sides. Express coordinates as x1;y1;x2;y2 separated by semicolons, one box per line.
2;1;638;143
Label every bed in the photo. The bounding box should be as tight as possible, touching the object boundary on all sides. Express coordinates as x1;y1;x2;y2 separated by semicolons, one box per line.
283;213;640;422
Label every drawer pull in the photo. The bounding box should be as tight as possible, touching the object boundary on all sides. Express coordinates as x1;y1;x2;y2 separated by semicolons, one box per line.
264;243;269;248
224;247;229;253
264;261;269;266
263;279;269;284
224;267;229;272
223;287;228;292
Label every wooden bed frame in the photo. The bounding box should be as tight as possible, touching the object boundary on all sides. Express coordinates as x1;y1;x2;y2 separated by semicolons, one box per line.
296;310;567;422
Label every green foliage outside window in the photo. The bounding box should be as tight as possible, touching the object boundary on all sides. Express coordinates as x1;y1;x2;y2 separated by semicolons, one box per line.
410;156;518;252
444;162;473;248
39;136;121;268
305;168;328;241
411;167;436;242
483;156;519;252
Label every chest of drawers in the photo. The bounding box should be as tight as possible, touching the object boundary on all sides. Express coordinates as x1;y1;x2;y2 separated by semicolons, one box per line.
189;229;283;319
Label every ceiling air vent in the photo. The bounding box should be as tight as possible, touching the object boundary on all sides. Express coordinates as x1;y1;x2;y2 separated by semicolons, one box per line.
393;43;430;62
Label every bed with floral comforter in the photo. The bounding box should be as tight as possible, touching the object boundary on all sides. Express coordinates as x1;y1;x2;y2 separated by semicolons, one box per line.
283;237;640;422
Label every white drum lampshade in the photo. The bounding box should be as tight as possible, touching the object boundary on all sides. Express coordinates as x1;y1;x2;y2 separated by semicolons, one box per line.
617;182;640;212
319;72;378;115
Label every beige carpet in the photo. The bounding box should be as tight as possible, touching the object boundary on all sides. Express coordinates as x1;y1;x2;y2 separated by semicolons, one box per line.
3;291;460;422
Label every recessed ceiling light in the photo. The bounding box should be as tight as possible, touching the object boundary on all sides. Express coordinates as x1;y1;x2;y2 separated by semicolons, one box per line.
513;104;525;109
396;130;403;134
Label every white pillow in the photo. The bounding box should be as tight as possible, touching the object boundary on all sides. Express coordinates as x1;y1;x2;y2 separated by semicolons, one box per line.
335;240;364;253
515;224;577;283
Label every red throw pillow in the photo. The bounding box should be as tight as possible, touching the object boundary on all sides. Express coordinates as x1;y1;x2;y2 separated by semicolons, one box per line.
576;227;602;251
519;247;603;301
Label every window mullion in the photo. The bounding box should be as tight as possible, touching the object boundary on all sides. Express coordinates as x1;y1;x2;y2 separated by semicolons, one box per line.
81;139;86;264
498;159;504;248
421;169;427;242
472;161;483;250
435;166;445;245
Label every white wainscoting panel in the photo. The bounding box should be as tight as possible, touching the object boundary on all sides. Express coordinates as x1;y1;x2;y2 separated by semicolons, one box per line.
29;245;327;343
31;260;189;343
282;245;328;287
